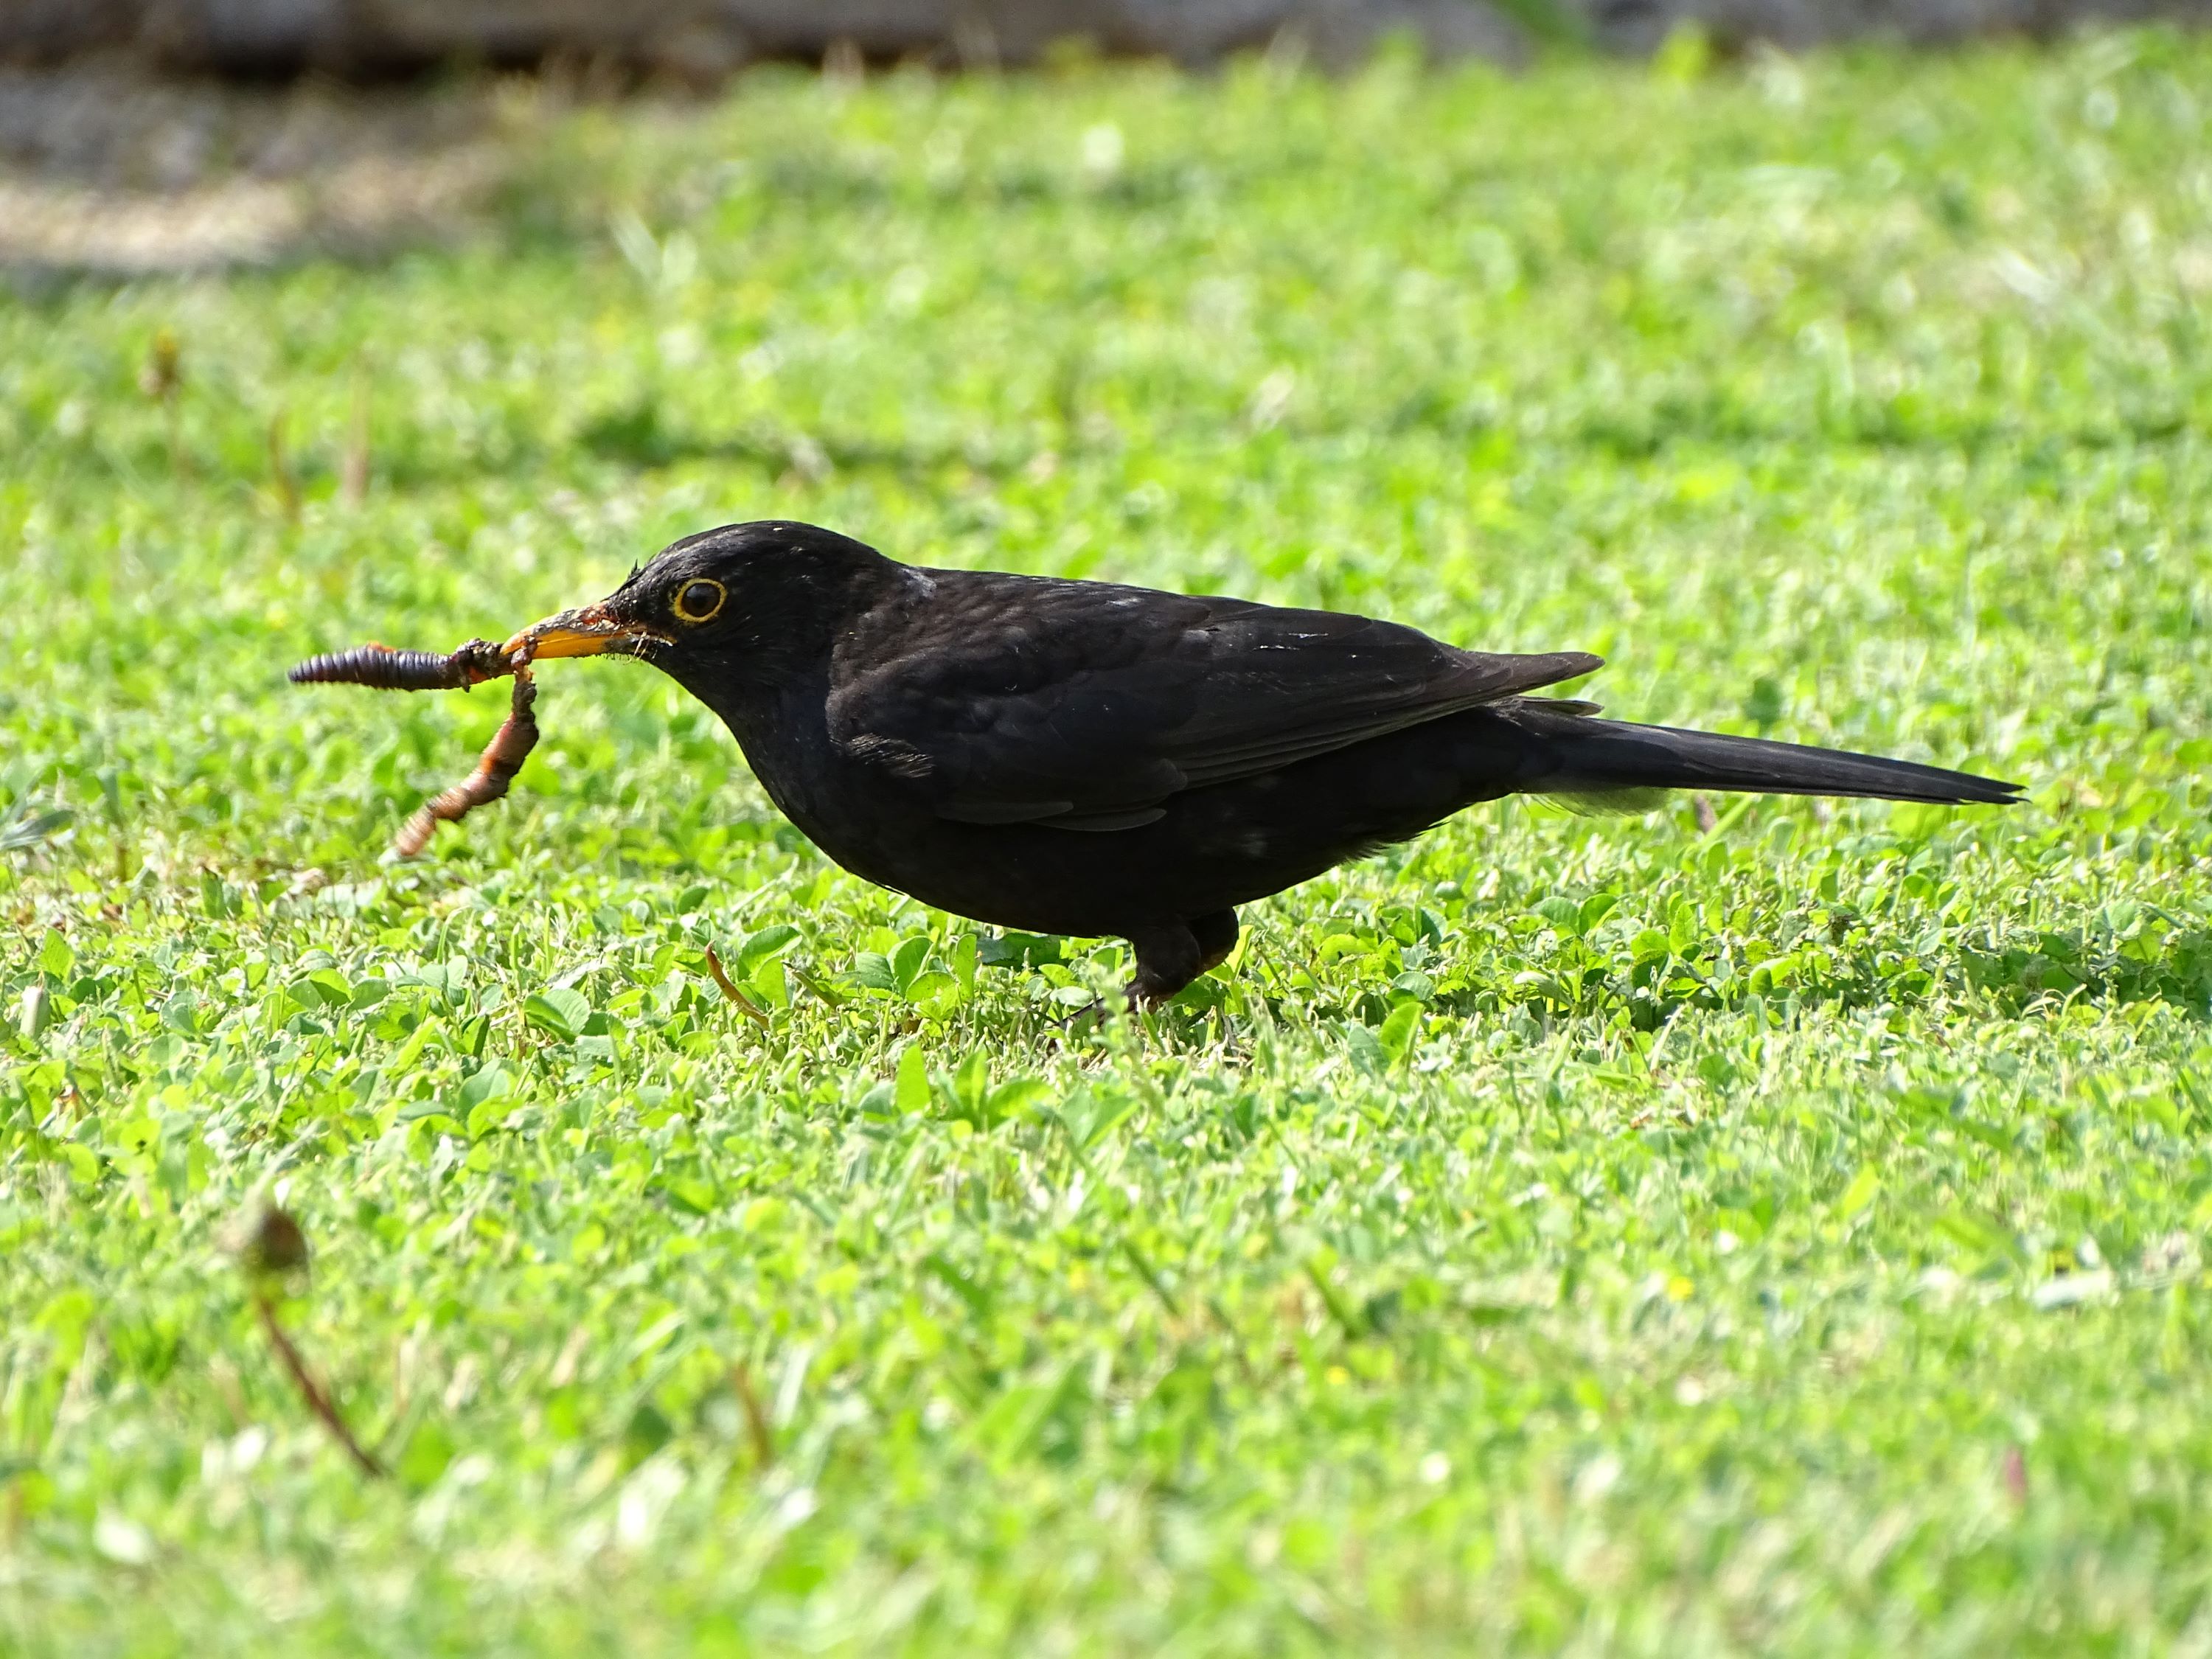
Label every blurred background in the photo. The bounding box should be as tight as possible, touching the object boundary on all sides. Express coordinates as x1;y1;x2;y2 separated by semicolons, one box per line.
6;0;2209;272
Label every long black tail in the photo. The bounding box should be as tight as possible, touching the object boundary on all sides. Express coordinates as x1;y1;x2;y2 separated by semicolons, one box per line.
1504;703;2023;807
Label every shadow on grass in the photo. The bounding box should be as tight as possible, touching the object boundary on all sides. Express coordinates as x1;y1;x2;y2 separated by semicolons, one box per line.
1382;384;2194;461
1956;928;2212;1019
579;397;1032;480
1402;926;2212;1033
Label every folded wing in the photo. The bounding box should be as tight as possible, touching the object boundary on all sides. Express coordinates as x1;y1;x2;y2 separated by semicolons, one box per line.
826;570;1601;832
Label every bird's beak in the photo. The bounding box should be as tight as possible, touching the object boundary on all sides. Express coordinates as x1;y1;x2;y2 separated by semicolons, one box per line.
501;601;667;664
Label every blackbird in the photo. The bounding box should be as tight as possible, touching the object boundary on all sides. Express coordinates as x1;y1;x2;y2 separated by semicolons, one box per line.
504;521;2020;1005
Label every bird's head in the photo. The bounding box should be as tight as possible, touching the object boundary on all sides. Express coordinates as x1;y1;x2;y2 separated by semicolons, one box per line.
503;521;893;699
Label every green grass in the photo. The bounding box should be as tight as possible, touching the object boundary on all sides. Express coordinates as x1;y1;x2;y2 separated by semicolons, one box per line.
7;30;2212;1655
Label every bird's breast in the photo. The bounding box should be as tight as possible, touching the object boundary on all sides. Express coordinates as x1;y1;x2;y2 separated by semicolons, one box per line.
705;685;943;883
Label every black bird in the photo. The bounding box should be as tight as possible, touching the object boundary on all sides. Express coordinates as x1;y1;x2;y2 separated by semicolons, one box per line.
505;521;2020;1005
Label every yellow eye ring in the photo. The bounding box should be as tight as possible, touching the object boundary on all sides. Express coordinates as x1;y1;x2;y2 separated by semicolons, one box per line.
672;578;726;625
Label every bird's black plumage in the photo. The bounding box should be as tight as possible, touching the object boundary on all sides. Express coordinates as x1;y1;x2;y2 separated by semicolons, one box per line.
507;521;2022;1004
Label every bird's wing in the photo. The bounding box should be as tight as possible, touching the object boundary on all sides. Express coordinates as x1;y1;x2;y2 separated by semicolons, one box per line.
827;571;1601;831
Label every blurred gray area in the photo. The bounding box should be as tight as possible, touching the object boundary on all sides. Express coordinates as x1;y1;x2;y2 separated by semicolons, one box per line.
1584;0;2211;52
3;0;2206;273
4;0;2208;77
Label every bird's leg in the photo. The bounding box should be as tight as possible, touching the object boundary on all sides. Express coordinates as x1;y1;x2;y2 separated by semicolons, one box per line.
1124;922;1199;1007
1124;912;1237;1009
1189;909;1239;978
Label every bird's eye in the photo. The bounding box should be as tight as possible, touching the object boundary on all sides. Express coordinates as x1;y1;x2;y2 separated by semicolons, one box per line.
672;579;726;625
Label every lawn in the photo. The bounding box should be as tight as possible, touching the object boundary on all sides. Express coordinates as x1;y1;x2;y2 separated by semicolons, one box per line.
6;29;2212;1655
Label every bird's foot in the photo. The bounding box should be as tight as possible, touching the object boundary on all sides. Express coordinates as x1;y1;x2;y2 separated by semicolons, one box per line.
1122;911;1239;1012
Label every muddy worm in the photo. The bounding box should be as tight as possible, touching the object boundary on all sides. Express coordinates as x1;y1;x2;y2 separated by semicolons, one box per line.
288;639;511;692
391;669;540;859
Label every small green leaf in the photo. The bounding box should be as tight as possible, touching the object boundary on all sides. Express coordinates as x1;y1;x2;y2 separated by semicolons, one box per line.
977;932;1062;969
906;971;964;1018
1838;1165;1880;1220
1534;896;1583;933
1345;1022;1387;1077
456;1064;511;1110
891;936;933;994
1389;970;1434;1003
307;969;352;1005
850;953;898;992
1057;1089;1133;1153
736;925;801;973
1172;975;1230;1012
894;1045;931;1116
985;1077;1050;1127
107;1117;160;1157
525;987;590;1041
1378;1000;1421;1063
661;1175;719;1215
397;1420;455;1489
950;1050;990;1115
1668;902;1701;953
748;956;789;1009
1;805;72;854
39;931;74;978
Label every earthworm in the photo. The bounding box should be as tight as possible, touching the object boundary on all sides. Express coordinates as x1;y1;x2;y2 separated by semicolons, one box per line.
287;636;539;856
392;667;539;858
288;639;512;691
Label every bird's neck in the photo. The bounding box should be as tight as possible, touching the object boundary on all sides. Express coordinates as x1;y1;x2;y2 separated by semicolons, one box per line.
683;664;855;837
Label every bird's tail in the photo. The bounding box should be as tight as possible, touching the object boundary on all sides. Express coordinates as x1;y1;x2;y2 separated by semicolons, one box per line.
1503;702;2023;807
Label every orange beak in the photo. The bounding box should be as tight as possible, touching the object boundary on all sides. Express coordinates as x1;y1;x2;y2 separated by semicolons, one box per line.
501;602;668;664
